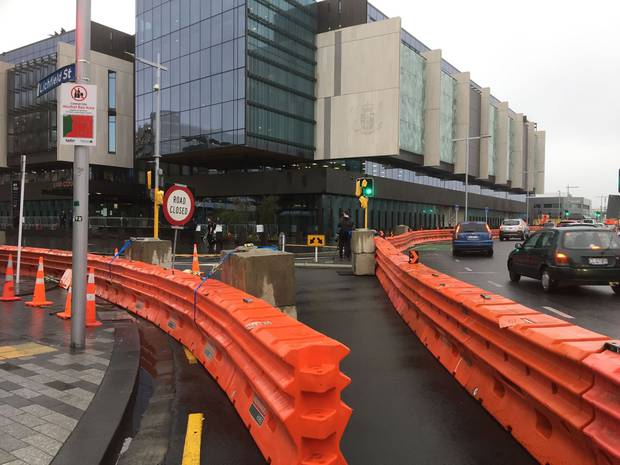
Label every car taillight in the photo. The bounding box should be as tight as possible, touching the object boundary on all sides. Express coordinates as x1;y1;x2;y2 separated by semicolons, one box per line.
555;252;569;266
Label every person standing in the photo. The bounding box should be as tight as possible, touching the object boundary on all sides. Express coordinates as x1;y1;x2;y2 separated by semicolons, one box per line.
337;213;354;260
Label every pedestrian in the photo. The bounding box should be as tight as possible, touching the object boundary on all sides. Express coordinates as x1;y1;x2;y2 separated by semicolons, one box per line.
337;213;354;260
206;217;217;253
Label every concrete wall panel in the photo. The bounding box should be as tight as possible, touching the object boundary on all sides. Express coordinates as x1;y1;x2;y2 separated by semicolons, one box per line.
478;88;490;180
453;72;470;174
510;113;524;189
535;130;546;194
422;49;441;167
495;101;509;185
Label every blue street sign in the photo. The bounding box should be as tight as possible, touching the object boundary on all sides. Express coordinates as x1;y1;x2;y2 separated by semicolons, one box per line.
37;64;76;97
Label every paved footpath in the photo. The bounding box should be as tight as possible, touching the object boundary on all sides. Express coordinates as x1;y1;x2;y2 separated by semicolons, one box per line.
0;284;122;465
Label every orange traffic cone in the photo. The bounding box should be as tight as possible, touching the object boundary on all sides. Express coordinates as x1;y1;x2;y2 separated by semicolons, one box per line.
85;268;101;327
56;287;72;319
0;254;21;302
25;257;53;307
192;244;200;275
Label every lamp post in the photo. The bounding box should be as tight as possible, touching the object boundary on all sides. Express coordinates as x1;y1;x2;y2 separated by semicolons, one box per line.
522;169;544;224
452;135;491;222
128;52;167;239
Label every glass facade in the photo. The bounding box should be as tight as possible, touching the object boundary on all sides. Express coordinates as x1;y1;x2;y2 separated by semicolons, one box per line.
135;0;316;160
135;0;247;158
0;31;75;64
439;71;456;164
7;56;59;162
399;44;425;155
246;0;317;157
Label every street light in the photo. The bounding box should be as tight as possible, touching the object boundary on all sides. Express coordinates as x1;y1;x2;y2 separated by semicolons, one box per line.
452;135;491;222
127;52;167;239
522;169;544;224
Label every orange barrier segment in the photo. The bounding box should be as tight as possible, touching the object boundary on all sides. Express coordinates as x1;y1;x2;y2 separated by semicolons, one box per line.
25;257;53;307
375;235;620;465
0;254;21;302
0;246;352;465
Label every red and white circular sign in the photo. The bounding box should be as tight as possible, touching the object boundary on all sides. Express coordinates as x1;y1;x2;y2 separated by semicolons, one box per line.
163;184;195;227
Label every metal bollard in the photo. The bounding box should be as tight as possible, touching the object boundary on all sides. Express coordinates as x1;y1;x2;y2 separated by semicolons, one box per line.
279;232;286;252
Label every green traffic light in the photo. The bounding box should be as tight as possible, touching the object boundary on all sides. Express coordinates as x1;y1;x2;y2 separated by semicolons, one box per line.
364;187;373;196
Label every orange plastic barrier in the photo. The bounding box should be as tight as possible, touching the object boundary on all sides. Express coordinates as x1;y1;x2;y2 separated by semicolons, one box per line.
375;235;620;465
0;246;352;465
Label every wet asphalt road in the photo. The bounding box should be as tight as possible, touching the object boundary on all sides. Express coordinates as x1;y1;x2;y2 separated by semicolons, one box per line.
417;240;620;339
296;268;536;465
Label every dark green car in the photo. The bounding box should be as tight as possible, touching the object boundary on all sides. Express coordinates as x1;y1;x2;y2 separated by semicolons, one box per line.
507;226;620;293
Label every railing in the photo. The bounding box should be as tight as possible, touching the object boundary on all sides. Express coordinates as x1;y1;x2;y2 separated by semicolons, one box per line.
378;230;620;465
0;246;352;465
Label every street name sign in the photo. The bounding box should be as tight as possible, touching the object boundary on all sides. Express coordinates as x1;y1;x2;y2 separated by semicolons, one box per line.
59;83;97;146
37;64;76;97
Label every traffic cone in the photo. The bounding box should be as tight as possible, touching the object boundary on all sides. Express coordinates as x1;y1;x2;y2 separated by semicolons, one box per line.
85;268;101;327
0;255;21;302
25;257;53;307
191;244;200;275
56;287;72;319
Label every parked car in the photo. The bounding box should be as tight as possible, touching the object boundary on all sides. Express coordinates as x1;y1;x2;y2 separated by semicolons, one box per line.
499;218;529;241
507;227;620;293
452;222;494;256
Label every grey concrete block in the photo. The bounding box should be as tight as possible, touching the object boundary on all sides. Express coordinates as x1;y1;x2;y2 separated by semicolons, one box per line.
220;248;296;315
11;446;52;465
351;229;376;254
394;224;410;236
352;253;376;276
127;238;172;268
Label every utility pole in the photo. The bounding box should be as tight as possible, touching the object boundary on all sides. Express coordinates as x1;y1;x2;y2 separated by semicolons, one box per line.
452;134;491;222
15;155;26;293
71;0;91;349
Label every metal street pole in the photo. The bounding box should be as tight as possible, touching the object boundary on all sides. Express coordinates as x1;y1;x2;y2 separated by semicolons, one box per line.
452;135;490;223
15;155;26;293
153;52;161;239
127;52;167;240
71;0;91;349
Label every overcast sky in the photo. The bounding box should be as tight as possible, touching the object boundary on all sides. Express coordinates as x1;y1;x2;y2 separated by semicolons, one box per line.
1;0;618;207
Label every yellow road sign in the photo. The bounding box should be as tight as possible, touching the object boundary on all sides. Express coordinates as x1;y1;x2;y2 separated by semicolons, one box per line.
307;235;325;247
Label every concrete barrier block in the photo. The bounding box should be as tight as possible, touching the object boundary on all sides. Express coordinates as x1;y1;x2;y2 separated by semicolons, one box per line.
351;229;376;254
394;225;410;236
352;253;376;276
221;248;297;317
128;238;172;268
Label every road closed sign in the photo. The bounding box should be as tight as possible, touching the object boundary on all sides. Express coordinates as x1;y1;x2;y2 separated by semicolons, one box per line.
59;83;97;146
163;184;195;227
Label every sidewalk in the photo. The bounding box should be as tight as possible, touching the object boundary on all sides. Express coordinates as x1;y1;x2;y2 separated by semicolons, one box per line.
0;284;128;465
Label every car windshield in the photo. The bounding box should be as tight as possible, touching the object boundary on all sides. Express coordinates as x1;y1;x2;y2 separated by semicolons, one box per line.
502;220;520;226
562;231;620;250
459;223;487;232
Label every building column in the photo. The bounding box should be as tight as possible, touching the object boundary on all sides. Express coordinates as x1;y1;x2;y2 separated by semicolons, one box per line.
535;130;546;194
495;101;509;185
422;49;441;167
0;61;11;168
453;72;470;174
526;122;536;192
478;87;490;180
510;113;524;189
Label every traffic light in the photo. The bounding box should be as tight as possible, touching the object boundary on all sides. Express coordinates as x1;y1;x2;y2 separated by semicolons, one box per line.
355;177;375;198
358;196;368;209
564;209;570;218
155;189;164;205
146;170;152;189
595;211;602;219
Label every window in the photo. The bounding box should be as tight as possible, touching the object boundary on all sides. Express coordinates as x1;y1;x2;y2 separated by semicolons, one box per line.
108;71;117;154
108;115;117;153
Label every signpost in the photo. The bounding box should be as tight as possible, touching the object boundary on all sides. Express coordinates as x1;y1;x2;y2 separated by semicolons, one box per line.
163;184;195;270
307;235;325;263
59;83;97;146
37;64;76;97
484;206;489;224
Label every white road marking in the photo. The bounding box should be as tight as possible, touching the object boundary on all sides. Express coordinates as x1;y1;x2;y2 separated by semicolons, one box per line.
543;306;575;319
455;259;461;263
457;272;496;274
488;281;504;288
465;267;473;272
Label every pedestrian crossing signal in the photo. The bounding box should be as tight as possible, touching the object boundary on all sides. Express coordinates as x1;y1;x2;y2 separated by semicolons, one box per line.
355;177;374;198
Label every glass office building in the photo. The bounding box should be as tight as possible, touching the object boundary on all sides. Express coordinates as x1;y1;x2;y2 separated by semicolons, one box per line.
135;0;317;160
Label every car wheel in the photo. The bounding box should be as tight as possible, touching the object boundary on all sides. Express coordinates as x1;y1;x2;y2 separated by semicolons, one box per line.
611;284;620;295
500;236;505;241
452;249;459;257
508;265;521;282
541;268;557;293
488;249;494;257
